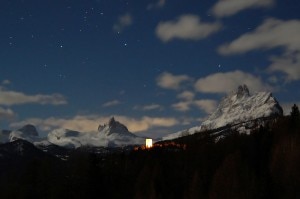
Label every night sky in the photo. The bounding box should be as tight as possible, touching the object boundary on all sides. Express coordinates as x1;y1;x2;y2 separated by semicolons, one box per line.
1;0;300;138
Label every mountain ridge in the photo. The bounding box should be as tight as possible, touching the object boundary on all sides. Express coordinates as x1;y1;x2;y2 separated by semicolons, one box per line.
163;85;283;141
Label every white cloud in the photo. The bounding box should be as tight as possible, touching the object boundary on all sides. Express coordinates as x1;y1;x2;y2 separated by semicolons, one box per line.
156;72;193;90
102;100;121;107
10;115;179;133
0;88;67;106
172;101;192;112
195;70;272;93
177;91;195;101
268;51;300;81
0;107;15;121
218;18;300;81
134;104;164;111
172;99;217;114
113;13;133;33
156;14;222;42
173;90;217;114
2;80;11;85
193;100;218;114
211;0;274;18
219;19;300;55
147;0;166;10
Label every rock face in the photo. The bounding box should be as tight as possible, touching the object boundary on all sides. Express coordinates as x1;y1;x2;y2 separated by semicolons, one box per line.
18;125;39;136
163;85;283;140
98;117;136;137
9;124;40;142
201;84;283;130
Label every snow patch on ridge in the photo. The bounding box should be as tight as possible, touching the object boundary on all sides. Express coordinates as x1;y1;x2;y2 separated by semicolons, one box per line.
163;85;283;140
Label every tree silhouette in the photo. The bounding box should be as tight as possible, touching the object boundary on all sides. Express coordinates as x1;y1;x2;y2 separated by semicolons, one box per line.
290;104;300;127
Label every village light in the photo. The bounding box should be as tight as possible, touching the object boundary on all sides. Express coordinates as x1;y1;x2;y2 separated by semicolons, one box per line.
146;139;153;148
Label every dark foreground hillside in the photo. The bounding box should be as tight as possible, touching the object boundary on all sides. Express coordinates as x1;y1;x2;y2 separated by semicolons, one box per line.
0;115;299;199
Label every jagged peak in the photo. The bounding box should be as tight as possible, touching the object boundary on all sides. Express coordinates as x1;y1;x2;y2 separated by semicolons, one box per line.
236;84;250;98
108;117;117;127
98;117;130;135
18;124;39;136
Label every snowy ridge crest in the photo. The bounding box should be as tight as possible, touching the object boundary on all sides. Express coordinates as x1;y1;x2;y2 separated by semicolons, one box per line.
1;118;144;148
163;85;283;140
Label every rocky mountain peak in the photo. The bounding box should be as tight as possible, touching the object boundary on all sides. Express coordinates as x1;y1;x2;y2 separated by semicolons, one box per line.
98;117;130;136
108;117;117;127
18;124;39;137
236;84;250;98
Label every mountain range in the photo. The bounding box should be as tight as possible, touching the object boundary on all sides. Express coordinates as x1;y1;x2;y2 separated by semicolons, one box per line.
0;85;283;148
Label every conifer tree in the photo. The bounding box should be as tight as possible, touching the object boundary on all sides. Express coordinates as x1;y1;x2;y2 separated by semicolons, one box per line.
290;104;300;126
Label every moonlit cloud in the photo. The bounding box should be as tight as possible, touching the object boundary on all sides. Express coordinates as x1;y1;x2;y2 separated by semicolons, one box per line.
1;80;11;85
172;99;217;114
173;90;217;113
218;18;300;81
0;107;15;121
102;100;121;107
134;104;164;111
172;101;192;112
113;13;133;33
0;88;67;106
156;72;193;90
218;18;300;55
10;115;179;133
156;14;222;42
211;0;274;18
268;51;300;81
195;70;272;93
193;100;217;114
177;91;195;101
147;0;166;10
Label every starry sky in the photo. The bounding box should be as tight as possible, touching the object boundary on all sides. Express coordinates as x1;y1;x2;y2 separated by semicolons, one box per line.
1;0;300;138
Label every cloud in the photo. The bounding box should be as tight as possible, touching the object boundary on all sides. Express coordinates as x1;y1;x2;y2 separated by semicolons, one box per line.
0;88;67;106
177;91;195;101
102;100;121;107
218;18;300;81
219;19;300;55
172;99;217;113
0;107;15;121
268;51;300;81
147;0;166;10
156;72;193;90
156;14;222;42
113;13;133;33
193;100;217;114
10;115;179;133
211;0;274;18
195;70;272;93
134;104;164;111
173;90;217;113
1;80;11;85
172;101;192;112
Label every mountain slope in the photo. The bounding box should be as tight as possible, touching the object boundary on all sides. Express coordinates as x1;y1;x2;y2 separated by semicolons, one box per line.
163;85;283;140
48;117;145;148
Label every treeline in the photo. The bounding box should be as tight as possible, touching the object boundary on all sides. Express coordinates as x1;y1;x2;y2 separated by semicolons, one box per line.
0;107;300;199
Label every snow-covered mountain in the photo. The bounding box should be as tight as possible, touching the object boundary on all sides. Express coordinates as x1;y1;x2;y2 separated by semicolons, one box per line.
48;117;144;148
1;118;145;148
163;85;283;140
